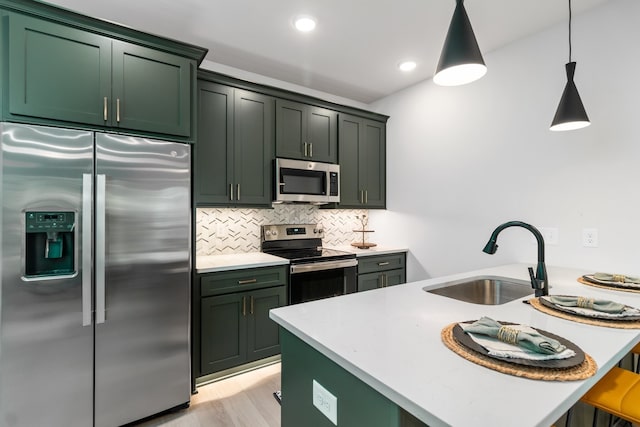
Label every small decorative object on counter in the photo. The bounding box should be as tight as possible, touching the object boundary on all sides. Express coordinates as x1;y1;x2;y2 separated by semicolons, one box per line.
352;214;376;249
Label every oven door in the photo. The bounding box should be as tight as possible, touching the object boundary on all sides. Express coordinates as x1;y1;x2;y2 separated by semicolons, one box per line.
289;258;357;304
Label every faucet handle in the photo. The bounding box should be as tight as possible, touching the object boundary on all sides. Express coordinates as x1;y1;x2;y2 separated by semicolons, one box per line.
527;267;539;290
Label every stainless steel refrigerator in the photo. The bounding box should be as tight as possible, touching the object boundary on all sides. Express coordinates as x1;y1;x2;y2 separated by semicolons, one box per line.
0;122;191;427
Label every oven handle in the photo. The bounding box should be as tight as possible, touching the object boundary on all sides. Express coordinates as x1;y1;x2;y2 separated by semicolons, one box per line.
290;258;358;274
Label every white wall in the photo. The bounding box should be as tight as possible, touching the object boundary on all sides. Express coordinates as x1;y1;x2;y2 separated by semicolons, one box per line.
368;0;640;282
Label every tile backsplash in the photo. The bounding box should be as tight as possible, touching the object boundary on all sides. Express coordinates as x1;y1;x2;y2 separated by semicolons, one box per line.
196;205;368;255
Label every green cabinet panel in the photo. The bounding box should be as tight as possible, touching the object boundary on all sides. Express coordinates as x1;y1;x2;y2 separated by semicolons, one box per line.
358;269;405;292
280;329;427;427
8;13;111;126
233;89;273;205
201;265;287;297
247;286;286;361
195;80;273;207
358;271;385;292
338;114;386;208
198;266;287;376
200;286;285;376
357;252;406;293
200;293;247;374
194;82;233;204
112;40;191;136
275;99;337;163
338;115;363;206
358;253;406;275
6;12;194;139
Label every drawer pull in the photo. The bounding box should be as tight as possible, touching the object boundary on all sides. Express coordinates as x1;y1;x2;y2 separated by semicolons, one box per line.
238;278;257;285
378;262;390;266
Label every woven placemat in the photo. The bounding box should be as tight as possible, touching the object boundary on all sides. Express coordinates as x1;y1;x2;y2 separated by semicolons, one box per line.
578;276;640;294
529;297;640;329
441;323;597;381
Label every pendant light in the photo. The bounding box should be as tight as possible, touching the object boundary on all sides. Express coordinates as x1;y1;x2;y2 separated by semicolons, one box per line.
550;0;590;131
433;0;486;86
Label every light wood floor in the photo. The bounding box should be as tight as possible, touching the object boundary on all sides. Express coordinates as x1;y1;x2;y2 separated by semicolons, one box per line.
134;362;281;427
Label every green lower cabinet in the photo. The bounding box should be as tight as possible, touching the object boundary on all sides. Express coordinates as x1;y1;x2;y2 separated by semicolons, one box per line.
357;252;407;292
200;285;285;375
358;269;405;292
280;329;427;427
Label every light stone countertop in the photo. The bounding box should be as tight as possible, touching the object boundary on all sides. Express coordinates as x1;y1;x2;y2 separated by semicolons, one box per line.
195;246;407;274
270;263;640;427
196;253;289;274
330;245;408;257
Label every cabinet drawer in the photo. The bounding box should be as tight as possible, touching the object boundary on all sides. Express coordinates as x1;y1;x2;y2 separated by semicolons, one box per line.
357;252;406;274
200;265;287;297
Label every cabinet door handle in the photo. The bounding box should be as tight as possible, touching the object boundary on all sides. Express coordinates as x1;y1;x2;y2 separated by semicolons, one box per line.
303;142;308;157
384;274;388;287
378;262;390;266
365;190;368;204
250;296;254;315
116;98;121;123
230;183;234;201
309;142;313;157
242;296;247;316
103;97;108;121
238;278;257;285
360;190;364;204
237;183;240;201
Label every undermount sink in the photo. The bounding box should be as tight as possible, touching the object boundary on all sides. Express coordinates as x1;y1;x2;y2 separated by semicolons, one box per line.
424;276;534;305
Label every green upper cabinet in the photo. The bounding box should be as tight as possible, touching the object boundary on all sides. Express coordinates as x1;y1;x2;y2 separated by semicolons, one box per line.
111;40;191;137
275;98;337;163
5;11;198;139
8;13;111;126
339;114;386;208
195;80;273;207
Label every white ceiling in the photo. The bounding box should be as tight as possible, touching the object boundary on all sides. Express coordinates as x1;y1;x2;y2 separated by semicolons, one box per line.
46;0;611;104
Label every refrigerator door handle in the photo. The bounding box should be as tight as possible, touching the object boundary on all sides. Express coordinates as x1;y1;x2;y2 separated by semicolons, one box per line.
82;174;93;327
96;174;106;324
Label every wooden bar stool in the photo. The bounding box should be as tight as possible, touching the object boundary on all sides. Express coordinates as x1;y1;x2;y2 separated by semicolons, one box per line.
579;366;640;427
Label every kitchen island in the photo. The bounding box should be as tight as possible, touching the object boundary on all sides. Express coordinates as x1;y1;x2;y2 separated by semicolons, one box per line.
270;264;640;427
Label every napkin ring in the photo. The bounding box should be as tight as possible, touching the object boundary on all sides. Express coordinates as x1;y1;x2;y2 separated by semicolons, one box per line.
613;274;626;283
497;326;519;345
577;297;595;309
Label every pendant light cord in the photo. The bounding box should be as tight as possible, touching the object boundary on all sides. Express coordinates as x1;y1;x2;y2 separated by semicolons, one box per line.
568;0;572;62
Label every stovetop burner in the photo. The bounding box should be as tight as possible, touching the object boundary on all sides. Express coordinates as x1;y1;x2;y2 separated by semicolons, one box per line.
260;224;355;264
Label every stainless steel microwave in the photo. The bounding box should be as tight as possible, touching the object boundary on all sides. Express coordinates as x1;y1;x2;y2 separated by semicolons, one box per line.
274;158;340;204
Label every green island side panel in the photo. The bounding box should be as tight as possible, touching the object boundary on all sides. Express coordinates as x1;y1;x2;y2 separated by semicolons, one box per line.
280;328;427;427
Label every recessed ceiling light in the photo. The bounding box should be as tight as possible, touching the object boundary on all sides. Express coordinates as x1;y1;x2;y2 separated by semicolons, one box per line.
398;61;417;72
294;15;317;32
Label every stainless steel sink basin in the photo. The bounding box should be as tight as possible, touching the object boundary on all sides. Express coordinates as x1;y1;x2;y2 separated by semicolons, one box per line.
424;276;533;305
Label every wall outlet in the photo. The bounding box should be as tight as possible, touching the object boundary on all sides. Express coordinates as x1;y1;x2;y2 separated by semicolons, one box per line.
583;228;599;248
313;380;337;425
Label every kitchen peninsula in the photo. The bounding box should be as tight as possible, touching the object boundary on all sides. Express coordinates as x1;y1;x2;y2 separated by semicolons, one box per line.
270;264;640;427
